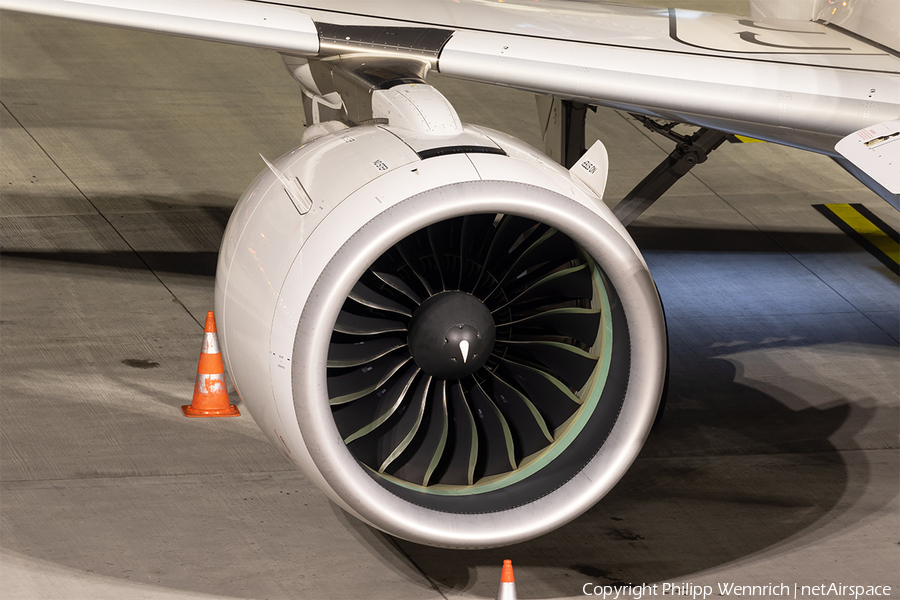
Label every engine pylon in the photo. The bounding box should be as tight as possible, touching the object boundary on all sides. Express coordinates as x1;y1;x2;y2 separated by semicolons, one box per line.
497;560;517;600
182;311;240;417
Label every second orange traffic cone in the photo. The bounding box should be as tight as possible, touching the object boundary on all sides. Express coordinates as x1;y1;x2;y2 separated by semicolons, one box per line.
182;311;240;417
497;560;517;600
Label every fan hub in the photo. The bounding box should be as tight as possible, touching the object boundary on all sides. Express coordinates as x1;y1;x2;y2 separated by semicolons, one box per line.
407;291;495;379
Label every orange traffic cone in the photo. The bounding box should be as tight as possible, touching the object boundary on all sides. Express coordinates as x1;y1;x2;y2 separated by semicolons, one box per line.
497;559;517;600
182;311;240;417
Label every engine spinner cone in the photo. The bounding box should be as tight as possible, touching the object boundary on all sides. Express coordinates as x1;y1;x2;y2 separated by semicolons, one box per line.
407;291;495;380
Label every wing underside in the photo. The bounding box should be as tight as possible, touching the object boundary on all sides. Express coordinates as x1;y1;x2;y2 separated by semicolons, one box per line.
2;0;898;153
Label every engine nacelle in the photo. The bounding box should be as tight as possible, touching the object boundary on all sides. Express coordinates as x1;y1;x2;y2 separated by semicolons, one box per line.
215;121;666;548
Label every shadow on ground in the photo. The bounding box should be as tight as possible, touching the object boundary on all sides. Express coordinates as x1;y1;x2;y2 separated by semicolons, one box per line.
385;356;892;598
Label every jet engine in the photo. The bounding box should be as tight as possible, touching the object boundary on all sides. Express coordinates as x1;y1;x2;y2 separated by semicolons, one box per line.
214;90;666;548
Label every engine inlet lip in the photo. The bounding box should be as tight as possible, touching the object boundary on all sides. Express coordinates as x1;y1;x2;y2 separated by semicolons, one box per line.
292;180;665;548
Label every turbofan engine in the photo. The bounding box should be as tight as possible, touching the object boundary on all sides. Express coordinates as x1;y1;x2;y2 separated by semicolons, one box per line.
215;86;666;548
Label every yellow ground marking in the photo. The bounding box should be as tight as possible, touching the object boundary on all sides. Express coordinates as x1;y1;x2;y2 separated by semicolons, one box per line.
734;135;765;143
825;204;900;266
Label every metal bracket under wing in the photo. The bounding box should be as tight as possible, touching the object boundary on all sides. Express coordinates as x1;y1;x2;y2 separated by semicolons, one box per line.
281;23;454;129
613;115;728;226
536;96;594;169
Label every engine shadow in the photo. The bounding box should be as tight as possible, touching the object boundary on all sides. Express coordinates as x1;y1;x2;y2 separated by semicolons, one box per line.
628;224;852;253
1;249;219;276
0;196;887;276
1;194;233;277
389;356;893;598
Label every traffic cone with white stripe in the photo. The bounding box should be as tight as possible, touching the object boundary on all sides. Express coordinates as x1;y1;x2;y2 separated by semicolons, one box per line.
182;311;240;417
497;559;517;600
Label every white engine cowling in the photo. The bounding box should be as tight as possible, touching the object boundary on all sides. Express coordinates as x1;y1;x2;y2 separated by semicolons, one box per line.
215;122;666;548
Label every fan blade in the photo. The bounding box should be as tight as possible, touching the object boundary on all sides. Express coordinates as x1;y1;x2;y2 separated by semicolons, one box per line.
349;282;413;317
496;307;601;347
338;365;420;444
379;375;432;473
372;271;422;305
468;379;516;476
423;381;450;486
483;229;576;302
459;214;497;290
498;340;599;390
497;357;582;430
388;380;450;486
492;264;593;313
333;310;407;335
327;337;407;368
472;216;540;293
427;220;462;292
486;371;554;453
395;236;436;297
435;382;479;485
328;355;411;405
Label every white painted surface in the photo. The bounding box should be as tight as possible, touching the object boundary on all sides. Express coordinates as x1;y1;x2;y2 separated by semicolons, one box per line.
0;0;319;53
372;85;462;135
836;120;900;194
570;140;611;201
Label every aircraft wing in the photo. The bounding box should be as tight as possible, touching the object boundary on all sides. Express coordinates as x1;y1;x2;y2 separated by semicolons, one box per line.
2;0;898;156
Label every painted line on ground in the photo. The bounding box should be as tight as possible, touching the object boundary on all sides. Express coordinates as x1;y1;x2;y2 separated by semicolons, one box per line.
814;203;899;275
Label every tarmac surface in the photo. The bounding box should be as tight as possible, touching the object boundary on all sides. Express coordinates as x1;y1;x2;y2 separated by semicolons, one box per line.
1;2;898;599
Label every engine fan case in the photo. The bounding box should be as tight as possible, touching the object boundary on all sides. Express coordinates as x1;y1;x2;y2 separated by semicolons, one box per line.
215;123;666;547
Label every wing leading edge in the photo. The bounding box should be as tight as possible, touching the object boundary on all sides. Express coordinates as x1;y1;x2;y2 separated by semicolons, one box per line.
0;0;319;54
